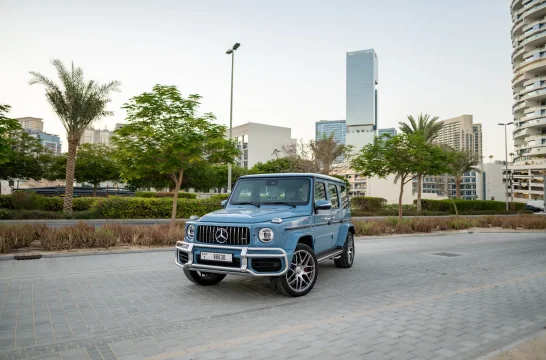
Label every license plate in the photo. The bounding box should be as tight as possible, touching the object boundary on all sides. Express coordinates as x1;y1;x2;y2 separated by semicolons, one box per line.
200;252;232;262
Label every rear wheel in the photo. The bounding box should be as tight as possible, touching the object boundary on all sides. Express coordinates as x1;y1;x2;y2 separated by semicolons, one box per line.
334;232;354;268
183;268;226;286
270;243;318;297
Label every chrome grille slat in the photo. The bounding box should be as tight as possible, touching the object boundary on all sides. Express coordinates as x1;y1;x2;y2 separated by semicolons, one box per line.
196;225;250;245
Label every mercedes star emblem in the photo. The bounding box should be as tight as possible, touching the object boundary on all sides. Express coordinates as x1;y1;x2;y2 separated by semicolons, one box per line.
215;228;229;243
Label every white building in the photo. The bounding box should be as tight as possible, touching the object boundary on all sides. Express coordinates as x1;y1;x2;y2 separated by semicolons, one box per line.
80;127;114;146
228;122;296;169
16;117;44;132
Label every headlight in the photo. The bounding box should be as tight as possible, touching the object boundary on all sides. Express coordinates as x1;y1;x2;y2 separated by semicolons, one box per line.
186;225;195;239
258;228;274;243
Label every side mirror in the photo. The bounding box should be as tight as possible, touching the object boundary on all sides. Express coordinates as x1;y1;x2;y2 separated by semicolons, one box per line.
314;200;332;211
221;200;227;208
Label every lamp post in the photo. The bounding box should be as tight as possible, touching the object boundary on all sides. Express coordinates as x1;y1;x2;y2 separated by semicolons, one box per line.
226;43;241;193
498;122;514;211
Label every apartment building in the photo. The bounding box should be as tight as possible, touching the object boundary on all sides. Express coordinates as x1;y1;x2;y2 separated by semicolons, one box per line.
16;117;44;132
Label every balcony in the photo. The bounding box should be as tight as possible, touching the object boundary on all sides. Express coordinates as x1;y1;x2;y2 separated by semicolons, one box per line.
523;0;546;21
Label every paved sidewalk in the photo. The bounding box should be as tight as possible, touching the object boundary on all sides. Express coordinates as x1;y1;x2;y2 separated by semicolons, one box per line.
0;232;545;359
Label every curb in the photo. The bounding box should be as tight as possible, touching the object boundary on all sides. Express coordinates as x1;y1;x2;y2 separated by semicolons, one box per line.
476;328;546;360
355;229;546;240
0;247;173;261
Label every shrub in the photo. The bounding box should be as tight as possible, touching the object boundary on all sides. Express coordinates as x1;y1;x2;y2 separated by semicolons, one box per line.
518;210;535;215
208;194;230;201
0;209;13;219
0;195;12;209
135;191;196;199
0;224;45;253
11;191;44;210
41;222;117;251
420;199;525;214
351;197;387;212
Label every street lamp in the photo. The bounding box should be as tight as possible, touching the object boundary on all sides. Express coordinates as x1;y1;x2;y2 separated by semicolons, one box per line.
498;122;514;211
226;42;240;193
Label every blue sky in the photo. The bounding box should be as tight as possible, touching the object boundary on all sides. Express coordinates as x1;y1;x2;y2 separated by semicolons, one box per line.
0;0;513;159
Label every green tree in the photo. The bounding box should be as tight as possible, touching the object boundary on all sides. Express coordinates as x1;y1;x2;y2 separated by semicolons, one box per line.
43;153;68;182
0;104;22;165
446;150;481;199
351;133;450;219
250;157;301;174
29;59;120;212
112;85;238;225
398;113;444;212
74;143;120;196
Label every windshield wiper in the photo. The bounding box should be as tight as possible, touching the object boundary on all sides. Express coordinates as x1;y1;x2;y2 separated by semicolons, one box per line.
233;202;261;207
268;202;297;208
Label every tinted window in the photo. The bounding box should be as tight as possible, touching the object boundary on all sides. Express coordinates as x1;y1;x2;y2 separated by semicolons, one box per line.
315;182;327;201
340;185;349;209
230;178;311;205
328;184;339;209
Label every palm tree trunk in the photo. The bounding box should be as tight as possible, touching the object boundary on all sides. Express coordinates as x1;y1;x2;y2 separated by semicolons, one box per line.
456;178;461;199
416;173;422;212
170;169;184;227
398;180;404;220
63;140;78;213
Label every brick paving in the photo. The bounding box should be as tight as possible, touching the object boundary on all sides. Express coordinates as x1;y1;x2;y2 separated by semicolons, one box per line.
0;232;545;359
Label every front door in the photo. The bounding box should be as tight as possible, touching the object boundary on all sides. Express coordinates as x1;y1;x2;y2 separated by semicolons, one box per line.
313;181;332;253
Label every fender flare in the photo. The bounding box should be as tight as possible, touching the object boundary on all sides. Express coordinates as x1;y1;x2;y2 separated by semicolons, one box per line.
335;223;355;247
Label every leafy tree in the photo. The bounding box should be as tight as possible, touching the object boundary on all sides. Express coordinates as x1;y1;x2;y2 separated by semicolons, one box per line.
29;59;120;213
250;157;301;174
74;143;120;196
112;85;238;225
0;104;22;165
351;133;450;219
398;113;444;212
43;153;68;182
446;150;481;199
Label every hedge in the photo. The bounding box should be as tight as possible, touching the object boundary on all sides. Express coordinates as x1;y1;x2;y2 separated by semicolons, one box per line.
420;199;525;213
351;197;387;212
92;197;222;219
135;191;196;199
0;194;98;212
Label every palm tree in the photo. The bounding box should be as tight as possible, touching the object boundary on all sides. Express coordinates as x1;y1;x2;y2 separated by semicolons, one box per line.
489;155;494;163
29;59;120;212
447;150;481;199
398;113;444;212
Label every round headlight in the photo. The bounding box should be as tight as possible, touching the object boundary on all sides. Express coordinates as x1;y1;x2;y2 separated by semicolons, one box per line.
258;228;274;243
186;225;195;239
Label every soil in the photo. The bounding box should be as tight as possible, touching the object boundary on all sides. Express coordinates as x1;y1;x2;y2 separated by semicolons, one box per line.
491;332;546;360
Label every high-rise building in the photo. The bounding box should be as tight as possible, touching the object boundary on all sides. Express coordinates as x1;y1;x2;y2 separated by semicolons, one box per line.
80;127;115;146
345;49;378;149
228;122;296;169
315;120;346;144
510;1;546;202
16;117;44;132
24;129;62;154
434;115;483;158
378;127;397;137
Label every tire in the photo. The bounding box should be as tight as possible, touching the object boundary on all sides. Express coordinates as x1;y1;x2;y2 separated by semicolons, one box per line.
183;268;226;286
334;232;354;269
270;243;318;297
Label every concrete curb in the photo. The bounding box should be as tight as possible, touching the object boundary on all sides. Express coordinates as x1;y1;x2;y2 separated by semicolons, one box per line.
476;328;546;360
355;229;546;241
0;247;173;261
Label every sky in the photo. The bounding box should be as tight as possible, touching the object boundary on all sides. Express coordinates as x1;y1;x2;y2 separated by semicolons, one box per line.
1;0;514;160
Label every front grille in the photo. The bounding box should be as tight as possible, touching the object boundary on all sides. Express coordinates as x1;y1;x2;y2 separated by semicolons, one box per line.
197;225;250;245
198;255;241;268
251;258;282;273
178;251;188;264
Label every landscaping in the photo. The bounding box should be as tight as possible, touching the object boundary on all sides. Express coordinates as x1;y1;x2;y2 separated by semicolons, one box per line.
1;215;545;254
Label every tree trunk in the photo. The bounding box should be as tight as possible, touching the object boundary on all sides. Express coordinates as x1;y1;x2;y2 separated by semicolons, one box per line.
416;173;422;212
93;183;97;197
63;140;78;213
456;178;461;199
398;179;404;220
170;170;184;227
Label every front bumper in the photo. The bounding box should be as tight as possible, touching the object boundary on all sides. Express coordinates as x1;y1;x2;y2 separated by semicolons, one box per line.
175;241;289;277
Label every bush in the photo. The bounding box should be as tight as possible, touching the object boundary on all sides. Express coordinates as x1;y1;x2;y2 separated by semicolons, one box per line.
420;199;525;214
135;191;196;199
11;191;45;210
351;197;387;212
0;210;98;220
41;222;117;251
518;210;535;214
208;194;230;201
0;224;46;253
92;197;222;219
0;195;12;209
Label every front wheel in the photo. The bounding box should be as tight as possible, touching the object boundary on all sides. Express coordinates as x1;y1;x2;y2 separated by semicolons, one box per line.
270;243;318;297
334;232;354;268
183;268;226;286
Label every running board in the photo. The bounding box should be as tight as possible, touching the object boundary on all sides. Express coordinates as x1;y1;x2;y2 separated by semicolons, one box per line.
316;248;344;263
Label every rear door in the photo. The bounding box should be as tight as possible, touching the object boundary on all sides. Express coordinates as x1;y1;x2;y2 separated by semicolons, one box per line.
326;182;342;249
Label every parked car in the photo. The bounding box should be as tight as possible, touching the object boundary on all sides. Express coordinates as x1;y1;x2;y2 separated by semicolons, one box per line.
523;200;545;213
175;173;355;297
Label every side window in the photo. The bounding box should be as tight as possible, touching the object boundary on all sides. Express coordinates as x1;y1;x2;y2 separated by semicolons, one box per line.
314;182;327;201
328;183;339;209
339;185;349;209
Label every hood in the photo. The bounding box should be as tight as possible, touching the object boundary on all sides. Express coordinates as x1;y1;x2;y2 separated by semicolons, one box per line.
198;207;302;224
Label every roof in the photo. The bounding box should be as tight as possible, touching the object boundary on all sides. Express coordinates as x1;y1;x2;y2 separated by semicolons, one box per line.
239;173;345;183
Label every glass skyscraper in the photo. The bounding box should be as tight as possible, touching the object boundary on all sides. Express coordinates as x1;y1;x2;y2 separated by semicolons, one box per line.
315;120;346;144
345;49;378;149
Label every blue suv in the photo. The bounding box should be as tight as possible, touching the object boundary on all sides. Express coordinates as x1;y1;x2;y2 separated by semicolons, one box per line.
175;173;355;297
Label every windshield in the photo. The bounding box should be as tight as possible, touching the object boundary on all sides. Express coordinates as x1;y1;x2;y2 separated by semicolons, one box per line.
230;177;311;206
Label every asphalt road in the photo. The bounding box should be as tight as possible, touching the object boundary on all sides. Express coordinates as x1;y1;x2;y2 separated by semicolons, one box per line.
0;232;545;360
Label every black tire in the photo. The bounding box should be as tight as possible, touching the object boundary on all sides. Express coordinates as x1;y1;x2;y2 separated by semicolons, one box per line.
183;268;226;286
270;243;318;297
334;232;354;269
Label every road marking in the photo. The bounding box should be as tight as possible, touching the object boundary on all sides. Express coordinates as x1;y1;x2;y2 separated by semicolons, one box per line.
148;270;546;360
